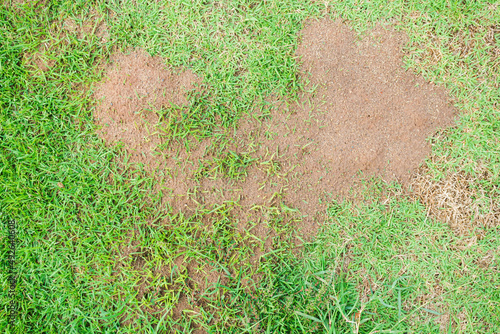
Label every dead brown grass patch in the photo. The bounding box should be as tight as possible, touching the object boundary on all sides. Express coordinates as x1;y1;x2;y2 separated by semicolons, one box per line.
410;156;500;234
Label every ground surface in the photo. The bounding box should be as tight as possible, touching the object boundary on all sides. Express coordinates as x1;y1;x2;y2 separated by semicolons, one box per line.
94;19;455;237
1;1;499;333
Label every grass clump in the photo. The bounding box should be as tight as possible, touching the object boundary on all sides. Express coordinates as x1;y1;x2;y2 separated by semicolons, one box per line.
241;252;365;333
323;182;498;332
195;151;256;181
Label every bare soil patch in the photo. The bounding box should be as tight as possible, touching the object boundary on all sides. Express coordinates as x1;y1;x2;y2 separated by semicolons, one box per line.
94;49;199;165
92;18;458;326
295;18;455;184
233;18;456;234
93;21;455;238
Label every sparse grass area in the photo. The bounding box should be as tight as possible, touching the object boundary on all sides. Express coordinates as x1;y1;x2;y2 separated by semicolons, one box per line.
1;0;499;333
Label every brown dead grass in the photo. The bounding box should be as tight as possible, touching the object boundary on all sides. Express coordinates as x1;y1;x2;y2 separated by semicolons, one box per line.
410;156;500;234
407;9;499;92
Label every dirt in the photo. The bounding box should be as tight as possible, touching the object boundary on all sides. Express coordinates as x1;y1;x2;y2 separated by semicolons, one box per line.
295;19;454;183
93;21;455;237
228;19;456;235
94;49;199;165
93;18;457;328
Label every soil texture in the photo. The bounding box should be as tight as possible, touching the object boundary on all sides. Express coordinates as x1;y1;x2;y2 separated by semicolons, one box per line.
94;49;198;167
93;20;456;238
92;19;457;325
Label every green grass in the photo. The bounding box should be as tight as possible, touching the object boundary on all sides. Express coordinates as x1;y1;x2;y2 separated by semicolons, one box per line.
1;0;499;333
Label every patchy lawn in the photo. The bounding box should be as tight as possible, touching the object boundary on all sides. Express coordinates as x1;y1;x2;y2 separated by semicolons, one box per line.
1;0;498;333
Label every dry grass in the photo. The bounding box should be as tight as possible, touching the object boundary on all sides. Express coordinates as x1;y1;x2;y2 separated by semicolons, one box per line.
410;155;500;235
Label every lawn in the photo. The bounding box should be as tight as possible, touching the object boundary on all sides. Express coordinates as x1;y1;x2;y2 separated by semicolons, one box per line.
1;0;499;333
